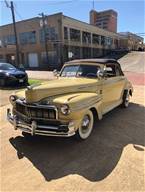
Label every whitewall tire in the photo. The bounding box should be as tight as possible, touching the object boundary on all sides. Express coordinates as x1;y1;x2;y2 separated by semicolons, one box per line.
75;110;94;140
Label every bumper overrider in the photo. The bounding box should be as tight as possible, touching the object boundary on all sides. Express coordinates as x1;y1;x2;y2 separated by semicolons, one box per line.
7;108;76;137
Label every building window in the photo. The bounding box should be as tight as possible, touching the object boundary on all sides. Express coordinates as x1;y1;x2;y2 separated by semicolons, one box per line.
106;37;113;46
82;32;91;44
114;39;119;47
69;46;81;59
40;27;58;42
19;31;36;44
64;27;68;40
0;40;3;47
83;47;91;58
70;28;80;42
3;35;16;45
0;54;3;59
41;51;57;65
92;34;100;44
101;36;106;45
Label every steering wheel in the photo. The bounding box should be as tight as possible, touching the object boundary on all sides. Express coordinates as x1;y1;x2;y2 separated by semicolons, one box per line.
86;73;97;78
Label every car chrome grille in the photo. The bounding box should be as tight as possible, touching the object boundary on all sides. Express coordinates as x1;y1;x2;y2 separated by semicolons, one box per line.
15;102;57;120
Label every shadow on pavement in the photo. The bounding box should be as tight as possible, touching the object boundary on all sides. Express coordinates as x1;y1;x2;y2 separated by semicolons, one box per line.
9;102;145;182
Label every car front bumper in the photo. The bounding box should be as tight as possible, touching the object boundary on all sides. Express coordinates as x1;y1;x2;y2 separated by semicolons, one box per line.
6;76;28;85
7;108;75;137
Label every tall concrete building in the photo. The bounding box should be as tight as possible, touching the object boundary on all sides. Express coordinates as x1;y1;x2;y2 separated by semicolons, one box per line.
90;9;118;33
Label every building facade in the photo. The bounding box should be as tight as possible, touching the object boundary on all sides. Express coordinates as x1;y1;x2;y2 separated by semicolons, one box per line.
119;32;144;51
90;9;117;33
0;12;143;70
0;13;62;70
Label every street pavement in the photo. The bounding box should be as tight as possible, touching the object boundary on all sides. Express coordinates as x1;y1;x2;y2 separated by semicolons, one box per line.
0;51;145;192
119;51;145;86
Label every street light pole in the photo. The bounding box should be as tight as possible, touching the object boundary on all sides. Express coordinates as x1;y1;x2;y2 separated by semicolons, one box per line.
39;12;49;66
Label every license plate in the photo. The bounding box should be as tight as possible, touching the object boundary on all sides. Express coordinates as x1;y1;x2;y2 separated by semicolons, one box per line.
19;79;24;83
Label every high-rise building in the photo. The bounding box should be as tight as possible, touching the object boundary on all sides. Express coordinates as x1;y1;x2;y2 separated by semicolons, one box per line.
90;9;118;33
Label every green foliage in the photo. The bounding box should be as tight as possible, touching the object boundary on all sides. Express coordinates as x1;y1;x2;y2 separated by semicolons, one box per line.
28;79;43;85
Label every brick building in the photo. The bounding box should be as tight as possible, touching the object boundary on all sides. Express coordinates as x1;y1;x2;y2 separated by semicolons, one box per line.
0;12;143;70
0;12;124;70
90;9;117;33
119;32;144;51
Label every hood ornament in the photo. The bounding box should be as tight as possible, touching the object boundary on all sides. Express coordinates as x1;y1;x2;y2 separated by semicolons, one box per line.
27;83;41;90
27;85;33;90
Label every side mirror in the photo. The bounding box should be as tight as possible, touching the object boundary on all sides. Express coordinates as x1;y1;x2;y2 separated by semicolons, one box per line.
97;70;104;79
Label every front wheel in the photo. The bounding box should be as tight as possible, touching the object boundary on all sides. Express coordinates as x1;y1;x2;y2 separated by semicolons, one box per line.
75;110;94;140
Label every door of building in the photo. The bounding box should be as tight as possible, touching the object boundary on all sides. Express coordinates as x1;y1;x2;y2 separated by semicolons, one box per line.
28;53;38;67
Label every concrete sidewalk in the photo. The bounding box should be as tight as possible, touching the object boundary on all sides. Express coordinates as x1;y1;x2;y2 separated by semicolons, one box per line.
26;70;55;80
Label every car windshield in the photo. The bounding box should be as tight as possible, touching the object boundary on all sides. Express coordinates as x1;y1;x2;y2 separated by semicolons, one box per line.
0;63;16;70
60;64;100;78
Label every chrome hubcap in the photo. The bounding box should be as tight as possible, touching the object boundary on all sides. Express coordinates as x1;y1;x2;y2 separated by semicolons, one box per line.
81;115;90;133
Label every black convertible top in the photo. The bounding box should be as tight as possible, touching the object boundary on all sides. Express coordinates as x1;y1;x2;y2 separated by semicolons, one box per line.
65;58;119;65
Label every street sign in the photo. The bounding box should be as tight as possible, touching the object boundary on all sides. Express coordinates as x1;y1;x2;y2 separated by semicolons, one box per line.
68;52;73;58
40;19;43;27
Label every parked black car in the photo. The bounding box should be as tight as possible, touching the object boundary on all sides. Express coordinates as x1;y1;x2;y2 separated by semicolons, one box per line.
0;63;28;87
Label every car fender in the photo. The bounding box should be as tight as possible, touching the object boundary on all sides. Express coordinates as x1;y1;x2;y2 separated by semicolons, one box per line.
123;80;133;96
53;92;102;120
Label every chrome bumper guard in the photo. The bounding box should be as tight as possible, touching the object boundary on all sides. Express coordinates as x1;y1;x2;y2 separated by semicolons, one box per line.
7;108;75;137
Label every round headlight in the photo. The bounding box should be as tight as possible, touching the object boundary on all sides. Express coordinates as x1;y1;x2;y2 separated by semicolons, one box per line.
60;104;70;115
9;95;17;104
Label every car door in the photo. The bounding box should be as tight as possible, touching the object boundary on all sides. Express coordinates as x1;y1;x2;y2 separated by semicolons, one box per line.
102;63;125;114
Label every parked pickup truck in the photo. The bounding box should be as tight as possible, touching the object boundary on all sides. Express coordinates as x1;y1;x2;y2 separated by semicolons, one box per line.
7;59;133;140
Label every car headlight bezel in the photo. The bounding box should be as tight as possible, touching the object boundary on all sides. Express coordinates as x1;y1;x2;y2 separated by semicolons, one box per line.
60;104;70;115
9;95;18;105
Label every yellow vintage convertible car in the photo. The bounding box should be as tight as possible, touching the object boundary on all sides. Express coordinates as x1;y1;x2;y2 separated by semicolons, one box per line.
7;59;133;140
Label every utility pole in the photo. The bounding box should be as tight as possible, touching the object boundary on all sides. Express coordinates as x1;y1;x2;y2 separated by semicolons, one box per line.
5;1;20;67
92;0;95;10
39;12;49;66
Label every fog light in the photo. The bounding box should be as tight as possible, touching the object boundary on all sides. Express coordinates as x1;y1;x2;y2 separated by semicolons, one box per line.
60;104;70;115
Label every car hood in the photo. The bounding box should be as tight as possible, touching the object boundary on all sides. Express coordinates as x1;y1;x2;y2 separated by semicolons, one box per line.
0;69;26;75
25;77;99;103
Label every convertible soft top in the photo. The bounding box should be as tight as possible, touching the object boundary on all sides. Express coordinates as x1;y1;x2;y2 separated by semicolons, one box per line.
65;58;119;65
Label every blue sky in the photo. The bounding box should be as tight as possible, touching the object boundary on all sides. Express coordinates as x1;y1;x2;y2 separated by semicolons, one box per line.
0;0;145;40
